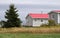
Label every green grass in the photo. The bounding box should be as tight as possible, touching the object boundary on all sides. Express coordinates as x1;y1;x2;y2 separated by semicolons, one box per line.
0;33;60;38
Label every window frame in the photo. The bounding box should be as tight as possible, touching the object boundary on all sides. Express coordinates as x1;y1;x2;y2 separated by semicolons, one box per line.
41;19;43;22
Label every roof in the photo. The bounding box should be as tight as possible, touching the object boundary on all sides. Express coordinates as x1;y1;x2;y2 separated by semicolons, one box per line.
53;10;60;12
52;10;60;13
28;13;49;18
48;10;60;14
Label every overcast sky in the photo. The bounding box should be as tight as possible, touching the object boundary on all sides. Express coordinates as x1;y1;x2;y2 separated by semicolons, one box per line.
0;0;60;5
0;0;60;24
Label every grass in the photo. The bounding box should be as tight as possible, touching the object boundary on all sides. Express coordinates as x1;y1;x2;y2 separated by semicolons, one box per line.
0;26;60;33
0;26;60;38
0;33;60;38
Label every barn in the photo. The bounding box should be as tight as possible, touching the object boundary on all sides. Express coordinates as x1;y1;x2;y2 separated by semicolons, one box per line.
26;13;49;26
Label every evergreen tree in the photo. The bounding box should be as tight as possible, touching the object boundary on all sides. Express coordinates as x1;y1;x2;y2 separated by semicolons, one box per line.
3;4;22;28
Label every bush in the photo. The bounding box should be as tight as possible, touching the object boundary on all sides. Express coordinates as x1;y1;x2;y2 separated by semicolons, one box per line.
48;20;56;26
40;20;57;27
40;24;49;27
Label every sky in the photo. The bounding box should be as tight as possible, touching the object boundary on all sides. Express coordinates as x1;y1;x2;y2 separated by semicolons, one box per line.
0;0;60;5
0;0;60;24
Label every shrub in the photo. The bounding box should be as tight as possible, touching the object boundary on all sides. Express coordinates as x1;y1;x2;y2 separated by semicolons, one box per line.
48;20;56;26
40;24;49;27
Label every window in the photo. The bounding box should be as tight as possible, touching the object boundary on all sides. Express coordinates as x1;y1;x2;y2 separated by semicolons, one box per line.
41;19;43;22
52;15;54;18
35;19;37;21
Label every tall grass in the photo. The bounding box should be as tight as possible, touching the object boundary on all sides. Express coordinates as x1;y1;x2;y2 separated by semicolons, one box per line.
0;26;60;33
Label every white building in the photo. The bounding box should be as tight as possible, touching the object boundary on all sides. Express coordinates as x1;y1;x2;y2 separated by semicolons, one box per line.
49;10;60;24
26;13;49;26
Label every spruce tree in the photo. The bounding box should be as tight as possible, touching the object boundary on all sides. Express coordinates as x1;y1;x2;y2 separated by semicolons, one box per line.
4;4;21;28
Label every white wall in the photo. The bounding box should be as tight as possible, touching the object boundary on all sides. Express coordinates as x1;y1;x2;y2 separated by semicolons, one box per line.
58;13;60;24
33;18;48;26
26;16;33;26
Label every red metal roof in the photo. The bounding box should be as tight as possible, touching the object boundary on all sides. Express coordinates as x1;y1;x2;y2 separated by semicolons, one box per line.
29;13;49;18
52;10;60;13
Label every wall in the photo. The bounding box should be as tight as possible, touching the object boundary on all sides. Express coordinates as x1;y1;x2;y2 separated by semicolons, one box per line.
58;13;60;24
26;16;33;26
33;18;48;26
49;12;58;24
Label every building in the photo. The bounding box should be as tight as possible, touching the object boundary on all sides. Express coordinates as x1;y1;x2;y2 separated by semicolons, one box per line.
26;13;49;26
49;10;60;24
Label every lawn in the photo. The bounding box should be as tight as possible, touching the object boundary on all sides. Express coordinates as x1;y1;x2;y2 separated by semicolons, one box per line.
0;33;60;38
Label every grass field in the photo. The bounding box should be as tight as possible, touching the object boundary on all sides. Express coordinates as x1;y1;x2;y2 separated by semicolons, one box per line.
0;26;60;38
0;33;60;38
0;27;60;33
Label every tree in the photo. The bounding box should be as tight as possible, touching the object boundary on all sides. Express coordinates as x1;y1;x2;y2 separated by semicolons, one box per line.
3;4;22;28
